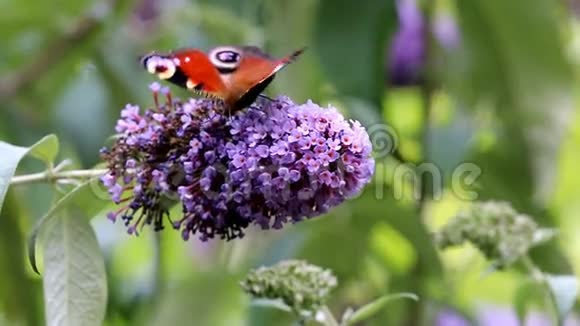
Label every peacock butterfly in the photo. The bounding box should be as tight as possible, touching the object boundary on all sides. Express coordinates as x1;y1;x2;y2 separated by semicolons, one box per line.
140;46;305;111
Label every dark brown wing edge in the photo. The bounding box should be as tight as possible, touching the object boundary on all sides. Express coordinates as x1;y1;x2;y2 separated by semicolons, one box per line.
232;47;307;111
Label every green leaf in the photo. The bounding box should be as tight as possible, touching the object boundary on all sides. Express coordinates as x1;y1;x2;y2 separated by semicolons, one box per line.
545;274;578;325
41;209;107;326
0;191;42;325
313;0;396;108
28;178;108;274
0;134;59;215
345;293;418;325
250;299;292;313
27;134;59;164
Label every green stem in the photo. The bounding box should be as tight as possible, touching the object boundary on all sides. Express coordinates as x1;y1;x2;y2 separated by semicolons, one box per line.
408;1;436;325
521;255;545;281
320;305;340;326
10;169;107;186
521;255;562;326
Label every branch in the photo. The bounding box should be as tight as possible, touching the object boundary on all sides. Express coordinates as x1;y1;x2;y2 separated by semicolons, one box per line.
0;20;99;97
10;169;107;186
0;0;130;97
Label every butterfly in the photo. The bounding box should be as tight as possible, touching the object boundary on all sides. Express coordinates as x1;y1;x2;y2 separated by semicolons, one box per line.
140;46;305;112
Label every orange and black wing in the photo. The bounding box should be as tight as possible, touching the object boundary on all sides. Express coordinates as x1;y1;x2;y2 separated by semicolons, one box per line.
227;47;305;109
141;48;228;100
141;45;305;110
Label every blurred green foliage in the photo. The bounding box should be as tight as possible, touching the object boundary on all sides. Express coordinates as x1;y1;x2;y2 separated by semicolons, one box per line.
1;0;580;325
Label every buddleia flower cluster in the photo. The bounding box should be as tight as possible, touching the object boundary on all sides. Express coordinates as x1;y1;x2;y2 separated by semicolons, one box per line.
100;83;374;241
434;201;556;268
240;260;337;316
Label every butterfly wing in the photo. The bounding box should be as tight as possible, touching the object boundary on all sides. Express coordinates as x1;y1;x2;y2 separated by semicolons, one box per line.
226;47;305;109
141;49;228;99
141;46;305;110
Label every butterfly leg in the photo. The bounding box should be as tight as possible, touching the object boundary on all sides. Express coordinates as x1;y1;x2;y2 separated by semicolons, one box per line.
217;100;233;120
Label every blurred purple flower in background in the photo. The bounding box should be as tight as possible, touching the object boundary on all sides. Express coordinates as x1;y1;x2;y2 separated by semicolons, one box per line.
100;84;375;241
434;309;470;326
475;305;580;326
435;305;580;326
387;0;460;86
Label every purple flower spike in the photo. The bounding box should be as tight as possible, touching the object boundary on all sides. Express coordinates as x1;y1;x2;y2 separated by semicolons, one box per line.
100;85;374;241
387;0;461;86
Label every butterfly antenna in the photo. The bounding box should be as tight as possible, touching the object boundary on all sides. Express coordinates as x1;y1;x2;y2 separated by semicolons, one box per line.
258;94;274;102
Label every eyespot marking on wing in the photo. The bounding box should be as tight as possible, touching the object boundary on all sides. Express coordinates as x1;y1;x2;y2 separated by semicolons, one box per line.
208;46;241;72
142;54;177;80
